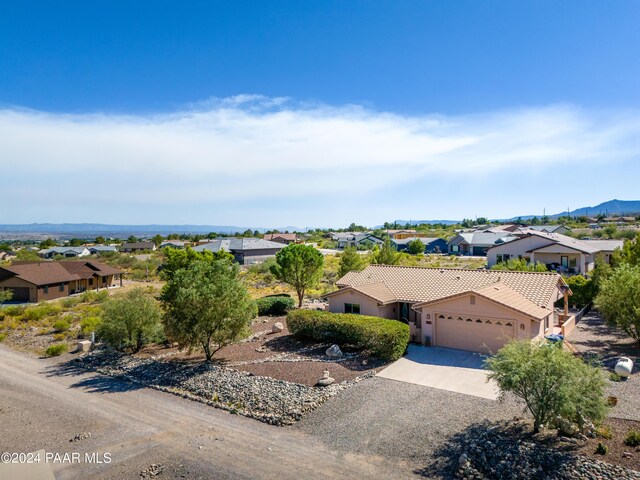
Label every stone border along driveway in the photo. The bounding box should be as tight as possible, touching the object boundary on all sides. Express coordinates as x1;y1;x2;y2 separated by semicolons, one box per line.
71;349;374;426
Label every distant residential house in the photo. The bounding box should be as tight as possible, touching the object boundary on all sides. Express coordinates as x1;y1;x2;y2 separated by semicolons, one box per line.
119;241;157;253
381;229;423;240
0;260;123;303
603;216;636;224
525;225;572;235
487;230;623;275
160;240;189;249
38;247;91;259
192;238;285;265
263;233;299;245
333;233;385;249
392;237;448;254
447;231;518;256
87;245;118;254
0;251;16;261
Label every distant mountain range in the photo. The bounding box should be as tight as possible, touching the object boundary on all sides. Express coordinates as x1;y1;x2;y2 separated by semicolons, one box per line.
0;200;638;239
381;199;640;226
0;223;303;239
505;199;640;221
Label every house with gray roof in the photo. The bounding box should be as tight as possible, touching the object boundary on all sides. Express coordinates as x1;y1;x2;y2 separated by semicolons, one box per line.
525;225;571;235
392;237;447;254
487;230;623;274
447;231;518;256
87;245;118;254
38;247;91;259
192;238;285;265
334;232;384;249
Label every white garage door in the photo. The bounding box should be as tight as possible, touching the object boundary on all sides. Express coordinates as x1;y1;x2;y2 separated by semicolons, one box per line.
434;313;516;354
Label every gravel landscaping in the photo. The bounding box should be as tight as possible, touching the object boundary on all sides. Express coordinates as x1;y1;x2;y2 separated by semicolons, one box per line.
447;421;640;480
73;348;374;426
568;311;640;421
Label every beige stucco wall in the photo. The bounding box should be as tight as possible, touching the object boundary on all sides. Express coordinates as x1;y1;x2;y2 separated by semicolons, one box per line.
327;289;389;318
487;236;553;267
416;294;548;353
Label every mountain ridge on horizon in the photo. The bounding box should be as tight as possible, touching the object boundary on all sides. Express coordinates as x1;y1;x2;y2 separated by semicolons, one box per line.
1;199;638;237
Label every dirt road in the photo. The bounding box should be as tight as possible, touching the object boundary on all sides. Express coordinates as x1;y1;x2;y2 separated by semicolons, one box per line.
0;346;406;479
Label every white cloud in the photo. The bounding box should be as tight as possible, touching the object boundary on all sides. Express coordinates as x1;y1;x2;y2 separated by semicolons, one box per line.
1;98;639;219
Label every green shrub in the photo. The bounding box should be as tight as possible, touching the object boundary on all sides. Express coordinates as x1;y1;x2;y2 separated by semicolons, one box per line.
286;309;409;361
595;442;608;455
625;429;640;447
4;305;26;317
53;319;70;332
256;295;295;316
80;316;102;338
562;275;595;309
0;333;6;342
61;297;81;308
596;425;613;439
45;343;67;357
53;333;66;341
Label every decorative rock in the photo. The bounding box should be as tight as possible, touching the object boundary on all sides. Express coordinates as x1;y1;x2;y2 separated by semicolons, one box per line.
272;322;284;333
326;344;343;359
615;357;634;378
316;370;335;387
76;340;92;353
623;451;633;458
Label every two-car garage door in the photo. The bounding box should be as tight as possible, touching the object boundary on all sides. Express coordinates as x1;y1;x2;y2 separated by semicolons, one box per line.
4;287;30;302
434;314;516;354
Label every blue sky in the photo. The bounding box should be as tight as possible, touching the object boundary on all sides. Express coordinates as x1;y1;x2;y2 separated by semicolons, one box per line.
1;1;639;228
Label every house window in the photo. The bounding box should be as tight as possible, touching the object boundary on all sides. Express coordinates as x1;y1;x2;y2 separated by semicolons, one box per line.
561;256;569;268
451;245;459;252
89;278;94;286
344;303;361;314
496;254;511;263
470;295;476;305
59;283;64;292
44;286;48;294
569;258;577;268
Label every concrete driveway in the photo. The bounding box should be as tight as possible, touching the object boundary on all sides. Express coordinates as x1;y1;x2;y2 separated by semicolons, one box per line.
376;344;500;400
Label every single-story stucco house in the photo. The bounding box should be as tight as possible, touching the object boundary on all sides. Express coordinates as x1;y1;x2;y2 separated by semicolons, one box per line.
0;260;123;303
325;265;572;353
487;230;623;275
392;237;448;253
447;231;518;256
193;238;285;265
87;245;118;254
263;233;299;245
39;246;91;259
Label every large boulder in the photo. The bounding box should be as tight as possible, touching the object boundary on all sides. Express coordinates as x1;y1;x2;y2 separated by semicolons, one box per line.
326;344;343;359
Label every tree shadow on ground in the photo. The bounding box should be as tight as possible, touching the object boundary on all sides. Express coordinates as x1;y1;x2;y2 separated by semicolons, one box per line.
413;420;581;479
44;357;146;393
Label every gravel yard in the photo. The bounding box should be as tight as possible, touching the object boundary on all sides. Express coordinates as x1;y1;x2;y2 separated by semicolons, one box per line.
137;316;385;386
297;376;526;470
73;349;373;426
568;311;640;421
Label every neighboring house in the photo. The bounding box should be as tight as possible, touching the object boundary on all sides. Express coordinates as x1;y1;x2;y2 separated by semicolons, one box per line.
87;245;118;254
392;237;448;254
160;240;189;249
193;238;285;265
382;229;427;240
487;231;623;274
334;233;385;249
38;247;91;259
0;251;16;261
0;260;123;303
525;225;572;235
120;241;157;252
325;265;570;353
263;233;299;245
447;231;517;256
